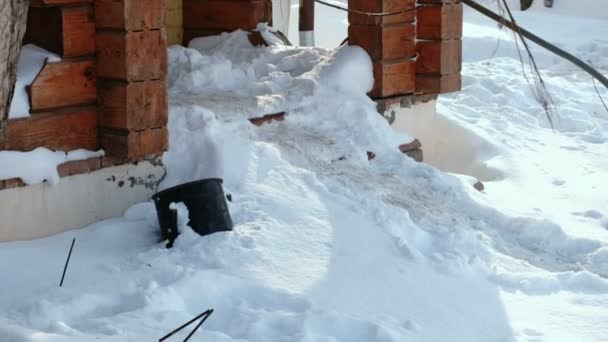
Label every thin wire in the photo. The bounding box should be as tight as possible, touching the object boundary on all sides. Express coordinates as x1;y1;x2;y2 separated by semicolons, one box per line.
313;0;421;17
593;77;608;114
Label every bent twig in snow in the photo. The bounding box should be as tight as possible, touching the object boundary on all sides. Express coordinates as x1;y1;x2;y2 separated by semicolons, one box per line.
59;238;76;287
159;309;214;342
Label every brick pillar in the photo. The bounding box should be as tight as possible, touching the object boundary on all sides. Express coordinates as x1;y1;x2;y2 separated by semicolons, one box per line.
415;0;462;94
182;0;273;45
348;0;417;98
94;0;169;165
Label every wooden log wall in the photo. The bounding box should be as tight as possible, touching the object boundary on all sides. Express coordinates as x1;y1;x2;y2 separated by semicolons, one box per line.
6;0;99;154
1;0;170;188
182;0;272;45
95;0;168;165
347;0;463;98
348;0;417;98
415;0;463;94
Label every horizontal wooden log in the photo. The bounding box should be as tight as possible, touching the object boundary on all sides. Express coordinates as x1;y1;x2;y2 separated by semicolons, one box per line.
183;0;270;31
30;0;93;7
415;39;462;75
98;79;168;131
348;0;415;25
371;58;415;98
96;30;167;81
28;59;96;112
57;157;102;177
101;127;168;163
348;24;415;61
415;73;461;94
183;29;266;46
25;5;96;59
416;3;463;40
94;0;165;30
4;108;98;151
417;0;459;4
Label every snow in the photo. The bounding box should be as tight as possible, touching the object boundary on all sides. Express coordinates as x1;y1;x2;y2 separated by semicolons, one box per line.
1;2;608;342
0;148;105;186
8;45;61;119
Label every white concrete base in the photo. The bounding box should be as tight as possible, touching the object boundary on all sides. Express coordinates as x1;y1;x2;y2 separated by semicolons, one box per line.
0;161;165;242
299;31;315;47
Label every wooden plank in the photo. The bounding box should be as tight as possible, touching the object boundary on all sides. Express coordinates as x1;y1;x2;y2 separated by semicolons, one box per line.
96;30;167;81
101;127;168;163
98;79;168;130
348;24;415;61
183;0;269;31
415;39;461;75
4;108;98;151
57;157;102;177
28;59;96;112
94;0;165;30
416;3;463;40
371;58;415;98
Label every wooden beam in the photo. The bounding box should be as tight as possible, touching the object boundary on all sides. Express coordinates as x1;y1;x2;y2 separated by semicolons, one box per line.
25;5;95;58
94;0;165;31
4;108;98;151
100;126;168;164
183;0;270;31
28;58;97;112
30;0;93;7
98;79;168;131
96;30;167;81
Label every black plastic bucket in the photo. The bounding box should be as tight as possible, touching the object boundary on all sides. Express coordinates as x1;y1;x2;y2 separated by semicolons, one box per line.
152;178;233;247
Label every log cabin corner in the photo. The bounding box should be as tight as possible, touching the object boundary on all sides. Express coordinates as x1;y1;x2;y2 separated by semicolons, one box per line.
0;0;463;242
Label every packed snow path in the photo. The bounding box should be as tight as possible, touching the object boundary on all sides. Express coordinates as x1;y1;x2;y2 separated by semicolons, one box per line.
1;3;608;342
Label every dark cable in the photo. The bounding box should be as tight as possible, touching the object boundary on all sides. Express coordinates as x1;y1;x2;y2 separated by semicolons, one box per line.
593;77;608;114
462;0;608;91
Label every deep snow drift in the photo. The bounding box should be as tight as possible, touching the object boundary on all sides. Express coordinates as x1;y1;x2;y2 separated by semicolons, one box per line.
1;3;607;342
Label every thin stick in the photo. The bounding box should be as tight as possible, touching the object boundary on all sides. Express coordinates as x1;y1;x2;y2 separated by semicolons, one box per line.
59;238;76;287
159;309;214;342
183;310;214;342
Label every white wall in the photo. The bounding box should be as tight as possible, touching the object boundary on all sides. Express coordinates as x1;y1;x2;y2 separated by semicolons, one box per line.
0;161;165;242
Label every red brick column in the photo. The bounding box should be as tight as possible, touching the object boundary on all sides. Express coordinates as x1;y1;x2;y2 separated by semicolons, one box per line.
348;0;417;98
415;0;462;94
95;0;169;165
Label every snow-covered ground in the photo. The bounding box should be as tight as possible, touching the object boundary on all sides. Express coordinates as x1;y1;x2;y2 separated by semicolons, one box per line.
1;2;608;342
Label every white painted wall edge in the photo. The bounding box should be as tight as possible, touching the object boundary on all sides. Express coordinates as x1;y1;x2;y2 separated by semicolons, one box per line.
0;160;165;242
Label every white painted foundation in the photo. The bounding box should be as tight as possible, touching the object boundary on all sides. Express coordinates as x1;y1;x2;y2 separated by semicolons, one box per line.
0;161;165;242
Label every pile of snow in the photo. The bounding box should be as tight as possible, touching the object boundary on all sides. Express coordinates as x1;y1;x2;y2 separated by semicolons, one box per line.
0;148;105;185
1;13;607;342
8;44;61;119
